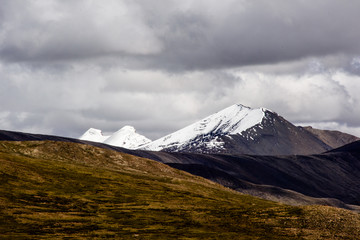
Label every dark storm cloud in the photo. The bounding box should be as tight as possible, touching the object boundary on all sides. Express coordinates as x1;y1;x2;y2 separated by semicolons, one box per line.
147;0;360;71
0;0;162;63
1;0;360;71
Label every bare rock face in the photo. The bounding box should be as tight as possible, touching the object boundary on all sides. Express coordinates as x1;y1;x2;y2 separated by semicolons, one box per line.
213;110;332;155
302;126;359;150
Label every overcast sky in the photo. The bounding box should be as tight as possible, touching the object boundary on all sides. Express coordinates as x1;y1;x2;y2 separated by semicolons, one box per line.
1;0;360;139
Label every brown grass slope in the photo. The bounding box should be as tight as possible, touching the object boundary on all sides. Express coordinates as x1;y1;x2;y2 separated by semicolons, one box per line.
0;141;360;239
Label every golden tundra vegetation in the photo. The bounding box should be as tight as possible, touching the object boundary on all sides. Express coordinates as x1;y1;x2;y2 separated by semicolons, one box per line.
0;141;360;239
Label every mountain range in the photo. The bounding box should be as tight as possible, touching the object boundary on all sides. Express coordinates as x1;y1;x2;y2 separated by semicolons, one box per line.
80;104;359;155
1;127;360;209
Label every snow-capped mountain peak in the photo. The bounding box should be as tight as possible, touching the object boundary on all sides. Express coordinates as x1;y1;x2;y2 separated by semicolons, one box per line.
79;126;151;149
117;125;136;132
79;128;110;143
141;104;266;152
103;125;151;149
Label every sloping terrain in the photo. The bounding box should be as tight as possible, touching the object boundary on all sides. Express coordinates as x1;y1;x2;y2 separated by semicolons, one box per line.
1;141;360;239
210;110;331;155
329;140;360;154
129;141;360;210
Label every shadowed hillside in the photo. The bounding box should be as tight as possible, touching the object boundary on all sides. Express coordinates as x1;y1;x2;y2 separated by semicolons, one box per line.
129;144;360;209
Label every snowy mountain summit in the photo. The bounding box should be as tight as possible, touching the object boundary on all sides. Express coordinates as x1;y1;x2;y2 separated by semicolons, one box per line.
103;126;151;149
79;128;109;143
141;104;269;153
79;126;151;149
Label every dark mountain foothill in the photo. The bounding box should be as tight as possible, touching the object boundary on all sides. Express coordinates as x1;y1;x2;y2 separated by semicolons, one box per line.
129;144;360;210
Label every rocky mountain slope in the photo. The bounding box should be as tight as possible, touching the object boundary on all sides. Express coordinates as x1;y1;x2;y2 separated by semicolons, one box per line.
302;126;359;149
141;104;358;155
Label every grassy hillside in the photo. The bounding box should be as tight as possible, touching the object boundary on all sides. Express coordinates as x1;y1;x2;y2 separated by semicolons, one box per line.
0;141;359;239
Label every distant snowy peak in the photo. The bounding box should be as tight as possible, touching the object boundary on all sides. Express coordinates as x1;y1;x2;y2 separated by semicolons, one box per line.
79;128;110;143
79;126;151;149
142;104;268;152
104;125;151;149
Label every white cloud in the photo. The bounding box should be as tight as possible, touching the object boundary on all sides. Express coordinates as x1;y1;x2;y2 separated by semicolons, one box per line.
229;70;358;122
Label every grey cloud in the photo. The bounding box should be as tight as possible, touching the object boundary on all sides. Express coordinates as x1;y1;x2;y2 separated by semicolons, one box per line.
1;0;360;71
1;63;360;139
1;0;360;140
0;0;162;63
137;0;360;71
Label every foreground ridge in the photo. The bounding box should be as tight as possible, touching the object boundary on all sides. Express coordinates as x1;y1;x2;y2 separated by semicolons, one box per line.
1;140;360;239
